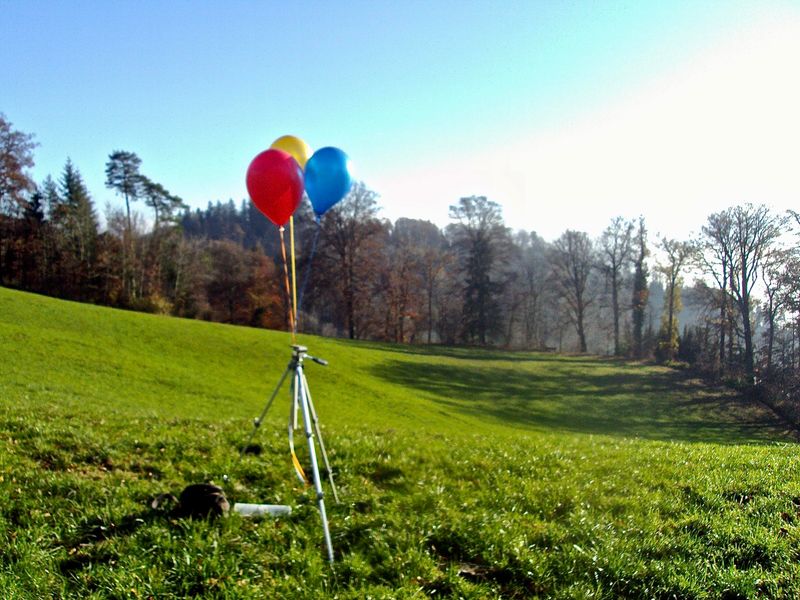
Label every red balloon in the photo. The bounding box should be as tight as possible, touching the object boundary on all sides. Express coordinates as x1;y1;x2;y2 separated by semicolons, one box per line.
246;149;304;226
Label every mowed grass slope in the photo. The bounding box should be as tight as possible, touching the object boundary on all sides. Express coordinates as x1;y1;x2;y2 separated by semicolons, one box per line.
1;286;800;598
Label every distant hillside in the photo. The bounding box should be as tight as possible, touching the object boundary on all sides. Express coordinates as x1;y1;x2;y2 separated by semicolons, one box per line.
0;286;784;442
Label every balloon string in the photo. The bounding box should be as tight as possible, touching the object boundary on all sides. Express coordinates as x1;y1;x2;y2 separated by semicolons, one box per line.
297;216;322;319
289;216;298;334
278;226;296;342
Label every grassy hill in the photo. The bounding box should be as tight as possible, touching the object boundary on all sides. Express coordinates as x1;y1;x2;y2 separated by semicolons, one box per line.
1;286;799;598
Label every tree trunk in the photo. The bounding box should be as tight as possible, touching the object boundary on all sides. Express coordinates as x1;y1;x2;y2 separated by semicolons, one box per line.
124;193;132;238
667;274;677;360
766;315;775;375
611;270;620;355
427;278;433;344
346;292;355;339
740;296;755;383
576;305;587;353
718;294;726;377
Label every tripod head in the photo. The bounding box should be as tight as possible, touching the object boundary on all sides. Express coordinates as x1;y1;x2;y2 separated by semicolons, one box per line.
291;344;328;366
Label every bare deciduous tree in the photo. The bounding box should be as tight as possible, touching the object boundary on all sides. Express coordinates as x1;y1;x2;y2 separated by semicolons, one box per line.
599;217;634;355
550;230;594;353
0;114;37;284
656;238;695;361
697;210;737;375
316;181;386;339
760;247;799;374
727;204;787;381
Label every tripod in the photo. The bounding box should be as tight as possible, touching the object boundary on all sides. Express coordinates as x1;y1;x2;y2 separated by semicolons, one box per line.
238;344;339;563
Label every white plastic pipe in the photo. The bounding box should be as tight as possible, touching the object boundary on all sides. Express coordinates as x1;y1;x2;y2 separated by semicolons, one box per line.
233;503;292;517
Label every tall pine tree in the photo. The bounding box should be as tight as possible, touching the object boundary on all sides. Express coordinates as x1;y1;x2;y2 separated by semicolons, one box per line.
447;196;509;345
59;159;99;296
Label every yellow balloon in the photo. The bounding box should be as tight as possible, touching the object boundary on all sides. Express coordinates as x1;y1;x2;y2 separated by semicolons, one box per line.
270;135;312;169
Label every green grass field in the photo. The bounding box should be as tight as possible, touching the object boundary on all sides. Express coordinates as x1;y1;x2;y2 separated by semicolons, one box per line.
2;286;800;598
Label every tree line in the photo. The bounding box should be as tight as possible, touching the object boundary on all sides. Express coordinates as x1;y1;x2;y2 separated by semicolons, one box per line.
2;114;799;417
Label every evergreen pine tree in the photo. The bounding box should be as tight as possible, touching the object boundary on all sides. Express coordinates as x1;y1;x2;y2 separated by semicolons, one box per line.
59;159;99;294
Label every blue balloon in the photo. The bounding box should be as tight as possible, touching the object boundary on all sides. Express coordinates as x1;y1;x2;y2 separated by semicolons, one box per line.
304;147;352;216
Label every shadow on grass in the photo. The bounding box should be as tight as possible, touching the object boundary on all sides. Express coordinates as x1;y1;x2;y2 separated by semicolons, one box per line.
370;359;794;445
345;340;578;363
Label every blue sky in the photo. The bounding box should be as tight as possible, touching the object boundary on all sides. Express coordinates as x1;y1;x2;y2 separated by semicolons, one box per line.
3;0;798;241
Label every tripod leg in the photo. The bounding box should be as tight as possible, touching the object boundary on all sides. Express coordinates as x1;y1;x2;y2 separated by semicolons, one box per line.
239;364;292;460
297;364;335;563
288;369;307;484
301;370;340;503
